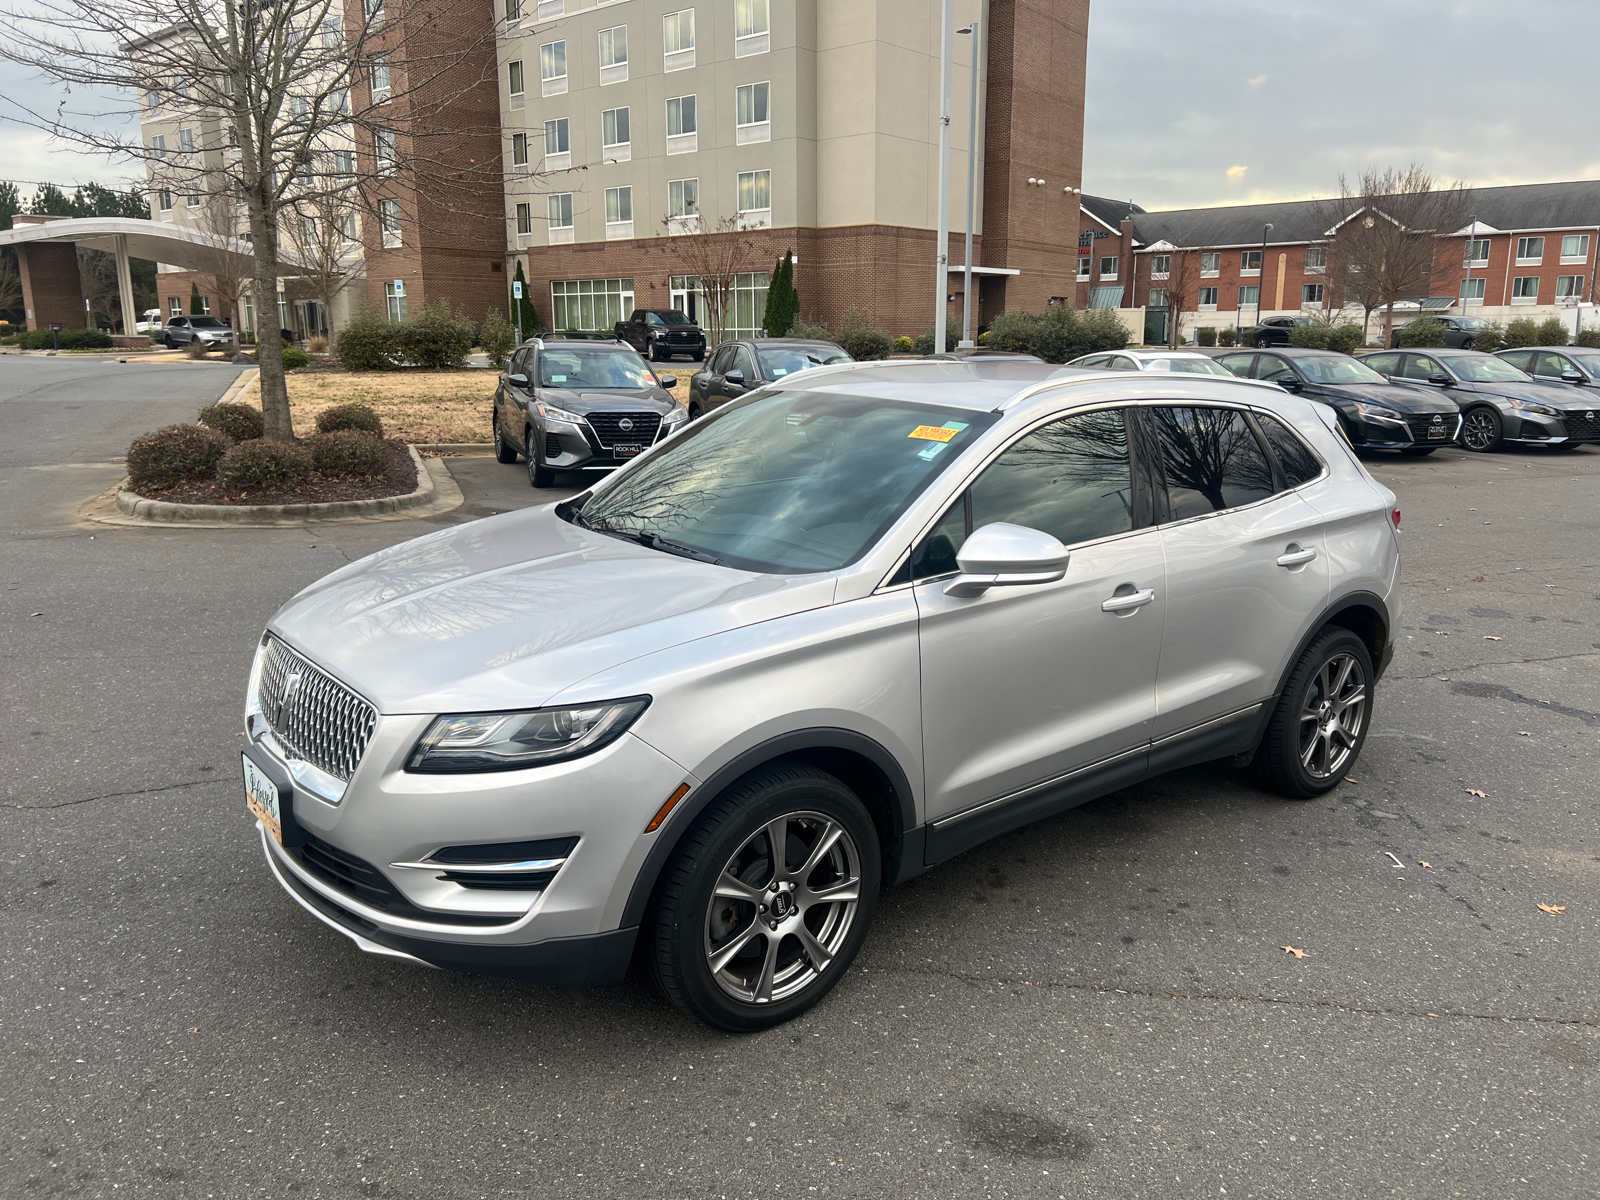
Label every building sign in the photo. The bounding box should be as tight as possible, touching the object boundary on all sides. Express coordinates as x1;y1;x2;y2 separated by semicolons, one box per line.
513;281;523;299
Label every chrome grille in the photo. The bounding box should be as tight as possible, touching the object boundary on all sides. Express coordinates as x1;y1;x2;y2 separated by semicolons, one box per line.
256;636;377;782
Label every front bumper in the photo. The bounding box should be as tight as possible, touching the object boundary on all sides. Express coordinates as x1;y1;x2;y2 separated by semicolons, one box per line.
538;412;682;472
1349;410;1460;451
1505;409;1600;445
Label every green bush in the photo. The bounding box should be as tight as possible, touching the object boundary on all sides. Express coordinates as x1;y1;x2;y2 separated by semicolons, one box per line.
1216;327;1237;347
977;330;989;345
788;318;833;342
316;403;384;437
126;423;233;489
1470;321;1506;350
1325;323;1365;354
17;327;115;350
335;303;398;370
893;335;914;353
914;327;958;355
1535;316;1570;347
837;308;893;361
479;307;516;369
184;338;211;359
1237;326;1257;347
1502;317;1541;349
1574;328;1600;349
1398;316;1448;348
216;439;313;491
1195;326;1217;347
392;299;475;369
985;304;1129;363
198;402;264;441
307;429;388;478
1288;323;1332;350
282;345;310;370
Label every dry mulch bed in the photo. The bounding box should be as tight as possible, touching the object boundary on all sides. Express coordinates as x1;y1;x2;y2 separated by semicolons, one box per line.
128;439;418;507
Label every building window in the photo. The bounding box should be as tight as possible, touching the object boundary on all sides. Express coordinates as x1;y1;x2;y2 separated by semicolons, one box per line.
542;117;570;170
150;134;166;157
735;0;769;56
340;213;358;243
505;0;519;21
512;132;528;166
602;106;631;161
188;192;202;208
736;81;770;144
548;192;574;243
599;26;628;84
605;185;633;239
1239;285;1260;308
1459;277;1485;304
385;281;407;323
370;56;390;99
1240;250;1262;275
1561;234;1590;263
1148;288;1168;309
551;277;635;331
168;296;182;316
1556;275;1585;300
1511;276;1540;304
380;198;402;248
668;177;700;233
541;41;568;96
375;128;397;172
666;94;697;154
1304;246;1327;273
1077;256;1091;280
1515;236;1544;265
1150;254;1170;279
301;216;319;246
737;169;772;226
516;202;533;235
366;0;384;24
1302;283;1324;306
179;128;195;153
1463;238;1490;266
243;295;254;331
158;190;173;212
334;149;355;175
508;60;525;107
173;75;188;99
1098;256;1117;280
663;9;695;71
1201;252;1220;277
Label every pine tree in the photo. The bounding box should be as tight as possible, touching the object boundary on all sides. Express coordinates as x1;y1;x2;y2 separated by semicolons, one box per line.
511;261;542;337
189;282;204;314
763;250;798;336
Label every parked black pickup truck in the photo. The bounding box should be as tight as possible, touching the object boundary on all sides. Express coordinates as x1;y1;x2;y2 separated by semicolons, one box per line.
613;308;707;361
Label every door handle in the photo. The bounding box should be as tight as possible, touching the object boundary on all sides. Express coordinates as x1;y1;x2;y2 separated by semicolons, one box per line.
1101;588;1155;613
1276;544;1318;567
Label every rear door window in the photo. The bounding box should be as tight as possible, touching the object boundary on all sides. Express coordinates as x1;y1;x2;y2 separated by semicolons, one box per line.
1256;414;1323;488
1402;354;1443;381
1498;350;1532;372
1217;353;1257;377
1256;355;1297;385
1149;406;1277;520
1362;352;1400;375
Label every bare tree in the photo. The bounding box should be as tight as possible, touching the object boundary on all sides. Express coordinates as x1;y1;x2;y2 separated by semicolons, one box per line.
1148;246;1200;349
0;0;501;440
283;188;364;340
658;212;758;348
0;251;20;320
187;182;252;329
1315;166;1471;349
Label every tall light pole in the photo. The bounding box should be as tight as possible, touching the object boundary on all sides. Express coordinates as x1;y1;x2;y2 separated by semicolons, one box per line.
956;19;981;348
933;0;954;354
1257;222;1272;340
1462;215;1476;317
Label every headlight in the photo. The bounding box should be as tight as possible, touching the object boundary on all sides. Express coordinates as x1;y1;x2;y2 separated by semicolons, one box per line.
1509;399;1557;416
405;696;650;773
1351;401;1404;422
661;404;688;425
536;401;584;425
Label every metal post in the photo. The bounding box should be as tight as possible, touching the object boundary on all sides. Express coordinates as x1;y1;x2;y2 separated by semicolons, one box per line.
957;19;981;348
933;0;954;354
1462;216;1475;316
113;234;137;340
1258;223;1272;337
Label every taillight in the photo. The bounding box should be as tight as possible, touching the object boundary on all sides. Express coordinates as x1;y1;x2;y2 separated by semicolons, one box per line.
1391;507;1401;529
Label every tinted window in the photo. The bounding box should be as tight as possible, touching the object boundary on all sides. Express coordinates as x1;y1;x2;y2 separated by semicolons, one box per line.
1256;355;1297;384
911;409;1133;578
1535;351;1569;377
1363;352;1400;375
1106;356;1138;371
710;345;735;374
1257;414;1323;488
1498;350;1533;371
1217;353;1256;377
1402;355;1443;381
1150;406;1276;519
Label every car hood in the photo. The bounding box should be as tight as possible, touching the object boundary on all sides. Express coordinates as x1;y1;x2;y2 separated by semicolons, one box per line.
1317;381;1458;413
1457;379;1596;408
267;506;836;715
540;387;674;412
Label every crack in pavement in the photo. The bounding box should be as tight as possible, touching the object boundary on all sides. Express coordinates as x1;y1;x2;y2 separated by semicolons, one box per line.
892;965;1600;1028
5;778;216;810
1391;649;1600;680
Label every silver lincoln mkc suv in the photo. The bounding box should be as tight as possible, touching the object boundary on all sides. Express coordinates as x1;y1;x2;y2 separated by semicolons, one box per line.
242;358;1400;1030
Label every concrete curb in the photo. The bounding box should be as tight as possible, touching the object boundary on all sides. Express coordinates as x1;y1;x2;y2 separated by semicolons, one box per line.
215;367;259;407
103;444;461;527
415;442;494;453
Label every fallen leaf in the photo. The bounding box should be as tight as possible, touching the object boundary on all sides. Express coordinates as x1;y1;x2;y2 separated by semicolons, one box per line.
1344;777;1358;783
1465;788;1487;798
29;612;42;617
1484;635;1502;641
1518;731;1532;737
1439;676;1450;681
1470;576;1485;582
1537;904;1567;915
1281;946;1310;959
1419;861;1432;868
1435;630;1450;636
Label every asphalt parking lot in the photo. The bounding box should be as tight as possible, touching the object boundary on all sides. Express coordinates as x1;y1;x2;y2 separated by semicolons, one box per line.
3;354;1597;1199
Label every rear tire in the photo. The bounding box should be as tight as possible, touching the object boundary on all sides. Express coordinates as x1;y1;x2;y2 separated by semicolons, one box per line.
687;403;702;420
1460;338;1475;351
1250;627;1374;799
649;763;880;1032
1460;406;1504;452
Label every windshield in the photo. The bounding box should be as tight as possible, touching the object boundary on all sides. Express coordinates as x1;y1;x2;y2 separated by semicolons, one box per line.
1293;356;1388;385
1147;357;1231;376
756;344;851;377
572;390;996;573
539;347;657;389
189;317;227;328
650;310;693;326
1564;350;1600;369
1449;355;1531;383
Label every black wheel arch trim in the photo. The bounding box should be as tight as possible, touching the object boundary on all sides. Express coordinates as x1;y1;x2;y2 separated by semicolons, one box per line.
620;727;921;929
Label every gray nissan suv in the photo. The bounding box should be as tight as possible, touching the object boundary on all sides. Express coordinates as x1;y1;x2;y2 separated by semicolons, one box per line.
242;359;1401;1030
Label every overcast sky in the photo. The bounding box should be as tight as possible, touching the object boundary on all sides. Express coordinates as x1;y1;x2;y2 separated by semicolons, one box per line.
1083;0;1600;212
4;0;1600;208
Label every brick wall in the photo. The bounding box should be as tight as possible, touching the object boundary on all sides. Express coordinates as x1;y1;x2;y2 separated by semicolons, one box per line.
15;242;86;332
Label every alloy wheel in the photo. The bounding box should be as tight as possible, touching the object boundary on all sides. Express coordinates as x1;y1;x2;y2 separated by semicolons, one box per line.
1297;653;1367;780
703;811;861;1004
1461;408;1499;451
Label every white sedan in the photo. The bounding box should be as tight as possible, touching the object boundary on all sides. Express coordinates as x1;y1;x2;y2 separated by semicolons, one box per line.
1069;350;1236;375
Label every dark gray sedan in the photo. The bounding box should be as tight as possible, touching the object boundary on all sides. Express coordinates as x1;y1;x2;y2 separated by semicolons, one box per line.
1496;345;1600;390
1363;347;1600;452
688;338;851;419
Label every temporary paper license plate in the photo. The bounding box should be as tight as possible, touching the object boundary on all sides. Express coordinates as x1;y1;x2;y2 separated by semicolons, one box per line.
243;755;283;845
612;444;645;458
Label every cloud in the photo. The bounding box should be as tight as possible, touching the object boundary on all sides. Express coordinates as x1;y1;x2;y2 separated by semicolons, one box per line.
1247;74;1268;87
1226;165;1249;179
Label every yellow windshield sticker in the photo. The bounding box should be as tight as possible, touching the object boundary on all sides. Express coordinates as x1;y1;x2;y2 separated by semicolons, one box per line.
909;425;960;443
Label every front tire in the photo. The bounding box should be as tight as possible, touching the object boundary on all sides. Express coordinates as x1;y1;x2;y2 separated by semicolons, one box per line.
1460;406;1504;452
1251;627;1373;799
493;415;518;463
649;764;881;1032
1460;338;1475;351
687;402;703;420
527;429;556;487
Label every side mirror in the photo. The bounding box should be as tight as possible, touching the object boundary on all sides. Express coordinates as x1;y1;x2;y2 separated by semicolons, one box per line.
944;523;1070;598
725;369;745;386
1428;372;1453;386
1561;368;1586;385
658;375;677;389
1277;377;1303;393
507;372;529;387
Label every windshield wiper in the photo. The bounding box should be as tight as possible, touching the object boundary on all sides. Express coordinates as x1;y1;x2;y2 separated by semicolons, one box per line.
638;531;723;565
